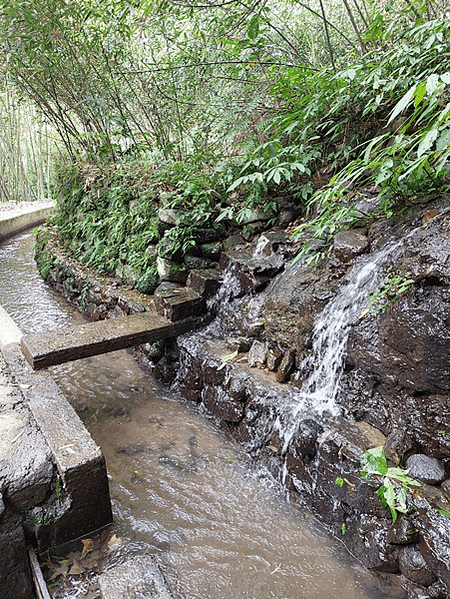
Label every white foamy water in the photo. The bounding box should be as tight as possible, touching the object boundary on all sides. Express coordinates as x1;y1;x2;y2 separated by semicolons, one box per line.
277;244;395;453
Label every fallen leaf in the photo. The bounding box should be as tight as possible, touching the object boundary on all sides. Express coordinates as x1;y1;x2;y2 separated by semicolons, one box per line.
48;563;69;581
81;538;94;559
69;561;85;576
107;533;121;548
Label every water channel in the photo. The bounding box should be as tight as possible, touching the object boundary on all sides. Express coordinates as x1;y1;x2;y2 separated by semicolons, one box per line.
0;232;385;599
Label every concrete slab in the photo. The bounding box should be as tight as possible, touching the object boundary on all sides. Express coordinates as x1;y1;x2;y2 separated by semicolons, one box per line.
0;381;53;511
21;312;202;370
0;201;55;243
99;555;173;599
0;304;23;349
2;341;113;546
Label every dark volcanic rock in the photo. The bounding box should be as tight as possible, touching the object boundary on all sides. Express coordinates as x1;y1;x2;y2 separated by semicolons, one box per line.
385;429;414;466
405;454;446;485
387;514;420;545
413;497;450;587
332;229;369;263
399;544;437;586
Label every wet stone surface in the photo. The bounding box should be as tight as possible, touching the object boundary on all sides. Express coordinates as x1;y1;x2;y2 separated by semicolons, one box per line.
405;454;446;485
99;555;173;599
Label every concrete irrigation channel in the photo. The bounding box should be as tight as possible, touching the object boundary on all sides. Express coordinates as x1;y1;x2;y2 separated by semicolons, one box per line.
0;203;113;599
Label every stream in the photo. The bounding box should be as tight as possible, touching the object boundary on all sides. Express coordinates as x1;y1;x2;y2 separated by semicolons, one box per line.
0;231;385;599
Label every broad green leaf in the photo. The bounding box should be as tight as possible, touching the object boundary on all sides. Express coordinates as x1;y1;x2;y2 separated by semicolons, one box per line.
383;478;398;522
417;127;438;157
436;129;450;151
386;467;421;487
426;73;440;95
387;85;417;126
414;82;427;107
360;446;388;476
396;487;408;513
267;143;276;159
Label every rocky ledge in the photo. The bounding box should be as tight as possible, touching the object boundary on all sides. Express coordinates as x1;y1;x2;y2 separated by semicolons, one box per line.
36;196;450;599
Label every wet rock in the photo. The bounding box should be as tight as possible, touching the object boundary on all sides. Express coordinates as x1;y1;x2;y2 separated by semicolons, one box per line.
183;255;211;270
399;544;437;586
248;340;268;368
345;514;400;572
385;429;414;466
99;554;173;599
153;356;177;385
275;349;295;383
156;256;188;284
263;258;335;356
225;337;251;353
405;455;445;485
266;347;283;371
0;514;34;599
253;231;292;257
200;242;221;261
413;497;450;587
295;419;322;457
440;479;450;501
400;576;432;599
387;514;420;545
219;249;283;296
186;269;221;298
182;388;201;402
332;229;369;263
158;207;183;226
202;386;245;423
155;281;183;294
184;369;203;391
222;234;246;251
0;388;54;511
227;375;248;402
155;286;206;321
239;207;276;225
426;580;448;598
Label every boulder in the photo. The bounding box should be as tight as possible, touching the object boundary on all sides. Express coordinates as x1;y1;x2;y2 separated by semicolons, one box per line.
332;229;369;263
405;454;446;485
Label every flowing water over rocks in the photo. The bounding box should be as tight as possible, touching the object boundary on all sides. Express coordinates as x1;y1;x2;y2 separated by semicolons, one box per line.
0;232;386;598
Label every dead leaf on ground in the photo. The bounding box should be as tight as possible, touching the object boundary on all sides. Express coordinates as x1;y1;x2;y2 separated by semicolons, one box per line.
81;538;94;558
68;561;85;576
48;563;69;581
107;533;121;548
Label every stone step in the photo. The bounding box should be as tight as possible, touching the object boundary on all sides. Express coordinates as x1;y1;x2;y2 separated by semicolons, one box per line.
186;268;222;298
21;312;201;370
154;286;206;321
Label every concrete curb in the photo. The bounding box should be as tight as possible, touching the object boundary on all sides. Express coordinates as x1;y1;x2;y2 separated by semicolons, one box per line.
0;275;112;599
0;202;55;243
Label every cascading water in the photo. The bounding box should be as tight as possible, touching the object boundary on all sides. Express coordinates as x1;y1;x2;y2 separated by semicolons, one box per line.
273;244;397;453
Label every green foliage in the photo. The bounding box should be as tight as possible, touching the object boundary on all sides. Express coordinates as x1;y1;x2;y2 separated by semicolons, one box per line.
335;477;344;487
360;269;415;317
360;446;420;523
54;158;161;275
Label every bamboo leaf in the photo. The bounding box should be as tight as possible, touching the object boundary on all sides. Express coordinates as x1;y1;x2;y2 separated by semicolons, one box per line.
387;85;417;126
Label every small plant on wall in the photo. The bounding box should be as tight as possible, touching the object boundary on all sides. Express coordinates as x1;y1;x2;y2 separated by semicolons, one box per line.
360;446;420;522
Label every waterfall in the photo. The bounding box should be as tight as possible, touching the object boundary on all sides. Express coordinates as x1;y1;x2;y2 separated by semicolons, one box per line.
277;243;395;453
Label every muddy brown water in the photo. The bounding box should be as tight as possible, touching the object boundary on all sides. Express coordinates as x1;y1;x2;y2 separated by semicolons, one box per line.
0;232;384;599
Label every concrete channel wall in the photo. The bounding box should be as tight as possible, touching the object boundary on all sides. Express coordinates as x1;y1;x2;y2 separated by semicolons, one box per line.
0;202;55;244
0;207;113;599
